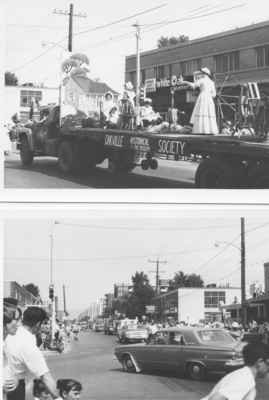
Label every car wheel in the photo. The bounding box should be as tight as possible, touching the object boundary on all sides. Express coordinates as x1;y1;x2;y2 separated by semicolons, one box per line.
187;363;206;381
122;355;136;373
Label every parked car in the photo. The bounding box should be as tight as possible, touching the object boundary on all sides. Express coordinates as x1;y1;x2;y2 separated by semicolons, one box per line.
94;318;105;332
118;324;149;344
115;327;245;381
104;319;115;335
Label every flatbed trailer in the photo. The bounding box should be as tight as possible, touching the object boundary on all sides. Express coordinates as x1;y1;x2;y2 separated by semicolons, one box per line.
15;115;269;188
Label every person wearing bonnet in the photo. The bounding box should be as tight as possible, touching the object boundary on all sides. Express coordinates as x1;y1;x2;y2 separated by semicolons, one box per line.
179;67;219;135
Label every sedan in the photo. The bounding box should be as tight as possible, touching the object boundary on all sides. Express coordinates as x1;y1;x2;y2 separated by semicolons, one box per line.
114;327;245;380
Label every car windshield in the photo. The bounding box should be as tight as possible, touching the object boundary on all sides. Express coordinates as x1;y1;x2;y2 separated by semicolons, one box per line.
198;329;235;344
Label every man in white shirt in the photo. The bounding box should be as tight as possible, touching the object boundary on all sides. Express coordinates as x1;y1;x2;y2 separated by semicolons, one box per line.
5;306;60;400
201;342;269;400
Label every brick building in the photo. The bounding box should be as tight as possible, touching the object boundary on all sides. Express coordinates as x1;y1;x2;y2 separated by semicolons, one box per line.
125;20;269;118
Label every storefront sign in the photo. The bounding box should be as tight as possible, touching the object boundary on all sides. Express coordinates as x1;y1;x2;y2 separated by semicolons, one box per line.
104;134;124;147
145;76;190;93
158;139;187;156
145;78;156;93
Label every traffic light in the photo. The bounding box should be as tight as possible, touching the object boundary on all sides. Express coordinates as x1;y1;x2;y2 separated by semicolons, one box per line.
140;87;146;104
49;285;54;300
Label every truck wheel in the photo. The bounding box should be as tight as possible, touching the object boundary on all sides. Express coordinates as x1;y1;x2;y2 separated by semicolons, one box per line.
108;158;134;174
195;158;244;188
20;136;34;166
58;141;75;173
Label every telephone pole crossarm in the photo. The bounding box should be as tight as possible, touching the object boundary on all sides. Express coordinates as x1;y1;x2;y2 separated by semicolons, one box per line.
53;3;87;52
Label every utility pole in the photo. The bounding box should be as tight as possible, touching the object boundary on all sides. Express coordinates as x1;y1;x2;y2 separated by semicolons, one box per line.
133;21;141;127
63;284;67;316
149;258;167;295
53;4;87;52
241;217;247;328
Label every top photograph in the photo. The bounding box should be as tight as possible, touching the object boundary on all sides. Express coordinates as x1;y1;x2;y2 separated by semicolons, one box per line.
3;0;269;190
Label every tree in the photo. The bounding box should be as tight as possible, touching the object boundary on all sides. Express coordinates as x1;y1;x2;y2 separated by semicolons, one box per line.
127;272;155;318
5;71;18;86
169;270;204;290
23;283;40;298
157;34;189;48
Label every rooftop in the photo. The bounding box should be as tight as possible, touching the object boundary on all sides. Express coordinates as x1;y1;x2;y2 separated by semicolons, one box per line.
126;19;269;60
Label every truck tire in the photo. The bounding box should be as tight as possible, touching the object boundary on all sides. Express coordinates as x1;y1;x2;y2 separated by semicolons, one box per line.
195;158;244;188
108;151;135;174
58;141;75;173
20;136;34;166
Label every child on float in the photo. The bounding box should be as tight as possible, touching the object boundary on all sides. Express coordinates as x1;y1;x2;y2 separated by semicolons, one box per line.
57;379;82;400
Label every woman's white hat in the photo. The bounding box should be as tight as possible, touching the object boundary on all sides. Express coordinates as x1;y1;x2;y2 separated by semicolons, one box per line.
144;98;152;104
200;67;212;77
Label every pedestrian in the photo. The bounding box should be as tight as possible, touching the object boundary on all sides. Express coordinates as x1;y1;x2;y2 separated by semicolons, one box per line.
5;306;60;400
3;306;20;400
201;341;269;400
179;67;219;134
57;379;82;400
33;379;52;400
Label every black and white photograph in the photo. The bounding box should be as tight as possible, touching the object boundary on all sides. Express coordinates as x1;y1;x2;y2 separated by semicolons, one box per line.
2;207;269;400
3;0;269;190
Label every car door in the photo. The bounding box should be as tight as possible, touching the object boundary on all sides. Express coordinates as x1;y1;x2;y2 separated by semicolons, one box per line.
133;331;170;370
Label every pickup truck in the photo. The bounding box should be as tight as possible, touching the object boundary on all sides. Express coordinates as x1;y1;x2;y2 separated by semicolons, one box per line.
12;105;269;188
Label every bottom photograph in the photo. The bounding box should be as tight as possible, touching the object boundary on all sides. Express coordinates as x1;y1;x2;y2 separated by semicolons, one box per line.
3;209;269;400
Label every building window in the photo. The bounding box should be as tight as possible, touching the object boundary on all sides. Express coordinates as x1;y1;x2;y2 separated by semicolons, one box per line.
155;65;165;79
256;46;269;67
180;59;202;76
215;52;240;73
20;90;42;107
168;64;173;78
204;291;225;308
129;71;136;87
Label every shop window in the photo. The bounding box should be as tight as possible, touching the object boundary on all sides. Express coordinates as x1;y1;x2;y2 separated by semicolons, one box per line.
256;46;269;67
215;52;240;73
180;59;201;76
20;90;42;107
155;65;165;79
129;71;136;87
204;291;225;308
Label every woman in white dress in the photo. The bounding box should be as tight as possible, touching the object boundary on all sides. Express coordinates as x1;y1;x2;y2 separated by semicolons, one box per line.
180;67;219;134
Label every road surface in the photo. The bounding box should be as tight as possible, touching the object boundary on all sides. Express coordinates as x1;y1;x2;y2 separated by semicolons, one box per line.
4;153;197;189
25;331;269;400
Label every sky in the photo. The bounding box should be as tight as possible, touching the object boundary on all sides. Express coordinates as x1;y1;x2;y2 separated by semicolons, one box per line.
4;0;269;92
4;208;269;315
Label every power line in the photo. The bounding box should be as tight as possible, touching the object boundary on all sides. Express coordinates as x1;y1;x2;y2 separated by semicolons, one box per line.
141;3;245;27
73;3;167;38
11;4;167;72
56;221;238;231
